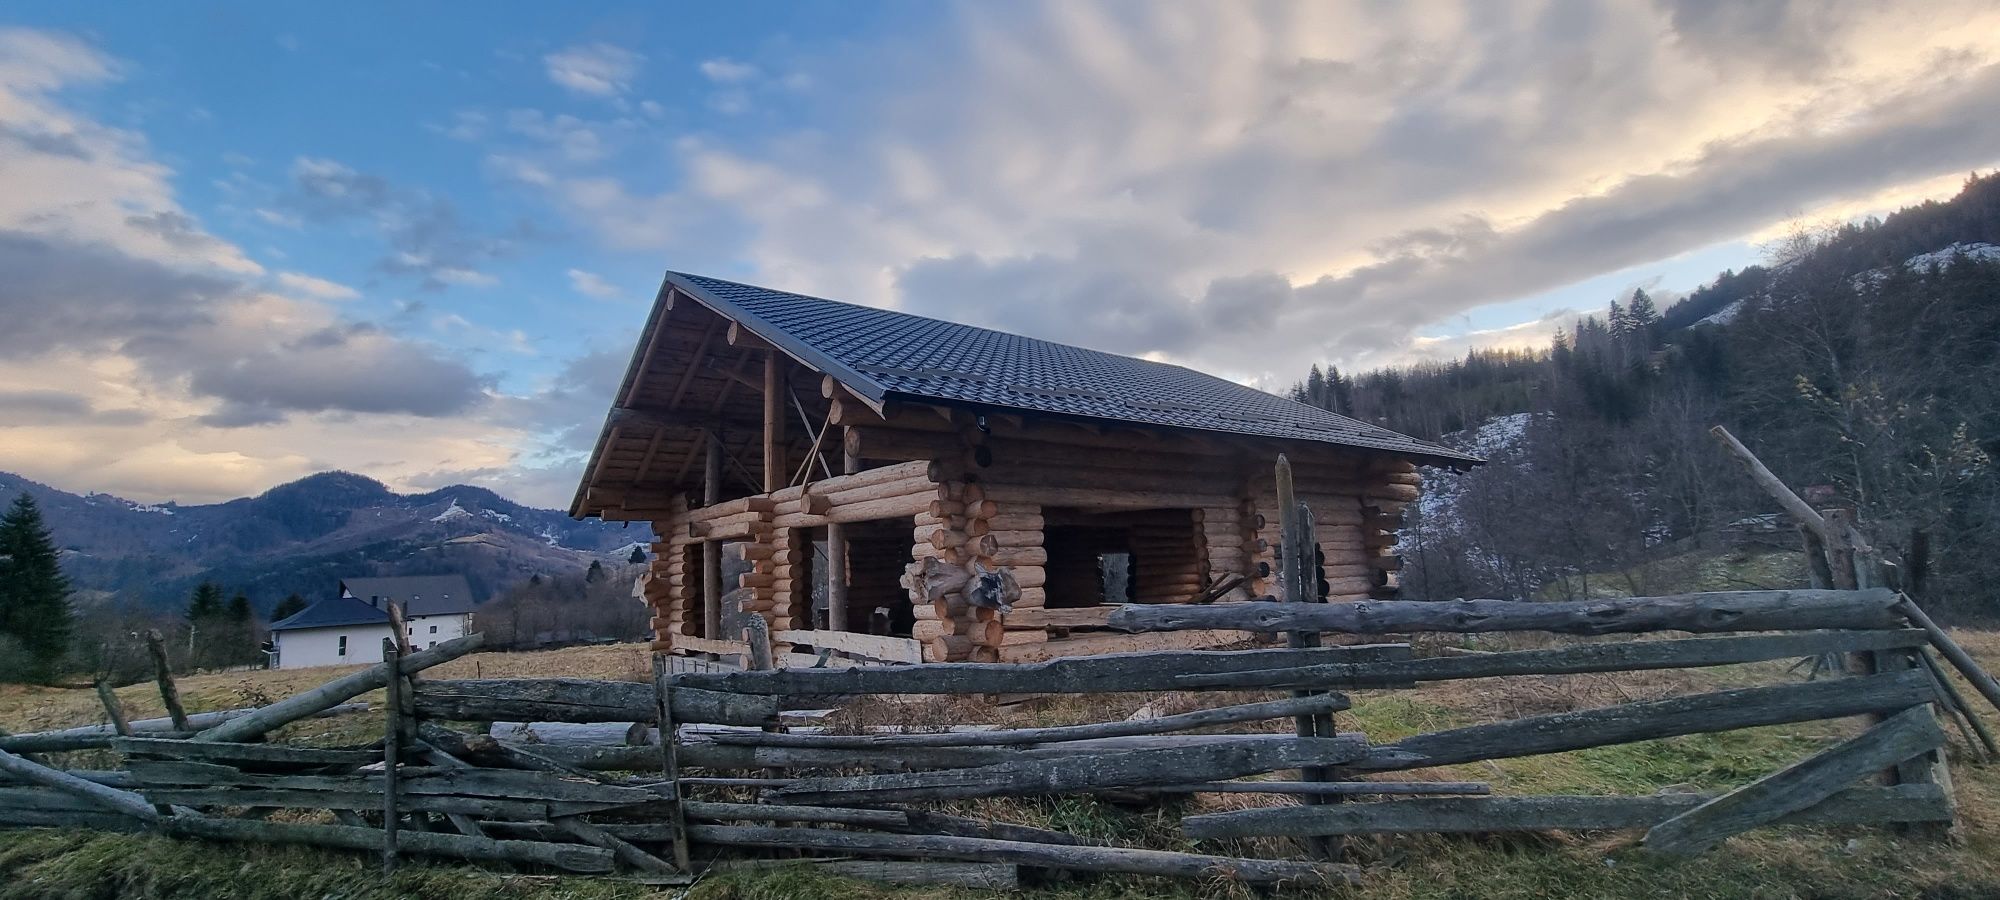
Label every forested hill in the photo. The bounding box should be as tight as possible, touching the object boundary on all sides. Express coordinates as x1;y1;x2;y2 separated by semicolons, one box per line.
1293;173;2000;617
0;471;653;614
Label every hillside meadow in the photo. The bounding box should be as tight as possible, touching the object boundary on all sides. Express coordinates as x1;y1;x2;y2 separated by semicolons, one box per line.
4;635;2000;899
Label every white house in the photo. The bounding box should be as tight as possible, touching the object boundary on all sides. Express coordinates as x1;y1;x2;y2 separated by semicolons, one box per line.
268;574;478;669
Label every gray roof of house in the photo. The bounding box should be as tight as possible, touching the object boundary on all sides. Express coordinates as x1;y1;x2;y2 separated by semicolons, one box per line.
269;594;389;632
337;575;477;617
664;272;1477;464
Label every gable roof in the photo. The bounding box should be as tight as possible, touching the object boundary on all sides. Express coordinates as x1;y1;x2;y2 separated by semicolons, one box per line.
269;594;389;632
574;271;1478;517
337;575;477;617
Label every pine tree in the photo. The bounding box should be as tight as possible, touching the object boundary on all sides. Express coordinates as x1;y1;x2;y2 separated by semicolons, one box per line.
227;593;253;623
187;582;224;621
0;494;73;682
627;546;647;564
271;593;309;621
1305;365;1329;409
586;560;606;583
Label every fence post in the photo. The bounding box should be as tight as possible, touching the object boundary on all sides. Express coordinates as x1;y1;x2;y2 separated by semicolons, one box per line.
381;638;402;875
652;652;693;872
144;630;191;732
1275;455;1338;860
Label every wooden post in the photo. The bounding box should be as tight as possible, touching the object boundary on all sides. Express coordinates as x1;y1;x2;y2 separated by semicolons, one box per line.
381;638;402;874
1275;455;1337;860
143;630;191;732
703;432;724;642
763;353;785;493
93;679;133;737
651;652;693;872
825;439;854;632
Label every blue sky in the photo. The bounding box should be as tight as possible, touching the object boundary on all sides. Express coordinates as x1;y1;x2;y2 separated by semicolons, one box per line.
3;2;1999;507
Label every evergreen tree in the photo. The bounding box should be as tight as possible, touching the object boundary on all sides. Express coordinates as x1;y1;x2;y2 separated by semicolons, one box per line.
0;494;73;682
1305;365;1329;409
227;593;253;623
585;560;606;583
187;582;224;621
271;593;309;621
627;546;647;564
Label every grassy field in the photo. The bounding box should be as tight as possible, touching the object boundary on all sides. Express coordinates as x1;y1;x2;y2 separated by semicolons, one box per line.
5;633;2000;899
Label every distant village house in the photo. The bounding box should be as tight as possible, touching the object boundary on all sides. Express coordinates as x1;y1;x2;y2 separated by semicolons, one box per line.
267;575;477;669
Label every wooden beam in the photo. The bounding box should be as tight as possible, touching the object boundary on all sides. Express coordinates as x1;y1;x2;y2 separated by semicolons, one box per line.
1349;668;1931;772
196;633;485;742
1174;629;1931;690
709;692;1348;749
1182;784;1951;839
666;319;723;409
1642;704;1944;855
763;353;785;492
1109;589;1904;637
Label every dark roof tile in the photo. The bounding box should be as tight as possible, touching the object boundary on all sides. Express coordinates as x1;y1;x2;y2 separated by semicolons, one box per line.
666;272;1476;463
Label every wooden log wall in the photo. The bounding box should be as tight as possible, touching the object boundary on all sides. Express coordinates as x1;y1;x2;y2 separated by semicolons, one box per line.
647;496;695;647
1248;455;1413;601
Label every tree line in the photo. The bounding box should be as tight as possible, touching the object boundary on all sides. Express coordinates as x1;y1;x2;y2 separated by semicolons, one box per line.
1291;172;2000;618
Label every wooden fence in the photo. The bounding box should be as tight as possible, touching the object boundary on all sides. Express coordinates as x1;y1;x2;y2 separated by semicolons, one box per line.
4;583;1991;889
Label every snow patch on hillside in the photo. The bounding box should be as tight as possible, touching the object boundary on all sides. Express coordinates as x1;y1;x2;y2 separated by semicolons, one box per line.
1409;412;1536;543
431;499;472;523
480;508;513;524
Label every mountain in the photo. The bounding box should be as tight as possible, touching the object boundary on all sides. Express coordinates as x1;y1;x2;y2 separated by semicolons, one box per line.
0;471;655;613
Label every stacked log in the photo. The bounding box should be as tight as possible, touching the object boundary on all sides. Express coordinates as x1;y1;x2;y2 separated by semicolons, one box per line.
987;502;1046;662
733;503;780;645
909;478;985;662
1129;512;1205;604
1201;503;1249;598
1359;457;1418;599
648;496;694;650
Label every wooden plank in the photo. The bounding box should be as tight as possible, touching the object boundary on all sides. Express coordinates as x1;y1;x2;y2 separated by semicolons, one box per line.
412;678;778;727
0;747;160;823
768;736;1369;805
669;635;753;657
1183;783;1951;838
1176;629;1931;689
1109;589;1904;637
772;630;923;664
690;825;1357;885
111;737;379;767
672;644;1410;695
124;760;664;805
708;693;1349;749
1351;669;1932;772
165;816;614;873
196;632;484;742
998;629;1250;662
0;705;355;754
1642;705;1945;854
1153;780;1488;796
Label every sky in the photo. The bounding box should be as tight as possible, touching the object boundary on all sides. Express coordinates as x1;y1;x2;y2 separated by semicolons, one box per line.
3;1;2000;509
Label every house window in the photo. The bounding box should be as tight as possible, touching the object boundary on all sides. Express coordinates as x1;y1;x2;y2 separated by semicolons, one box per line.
337;635;348;657
428;641;437;649
429;625;437;634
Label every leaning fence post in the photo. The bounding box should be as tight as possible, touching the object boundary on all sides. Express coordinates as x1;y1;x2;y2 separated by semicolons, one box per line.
381;638;402;875
144;630;191;732
652;652;693;872
94;679;133;738
1275;455;1338;860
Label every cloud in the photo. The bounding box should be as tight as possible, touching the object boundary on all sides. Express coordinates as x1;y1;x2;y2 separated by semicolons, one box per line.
544;43;642;97
699;58;758;83
566;268;620;299
503;1;2000;385
275;271;358;300
0;389;148;426
284;156;517;290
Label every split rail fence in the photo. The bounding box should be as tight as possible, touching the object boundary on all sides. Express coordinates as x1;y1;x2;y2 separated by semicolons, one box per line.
0;583;1992;888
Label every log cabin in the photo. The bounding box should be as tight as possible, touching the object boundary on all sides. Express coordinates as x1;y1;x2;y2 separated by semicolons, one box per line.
572;272;1479;665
